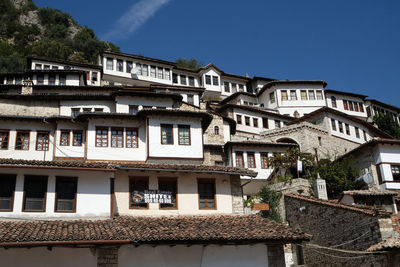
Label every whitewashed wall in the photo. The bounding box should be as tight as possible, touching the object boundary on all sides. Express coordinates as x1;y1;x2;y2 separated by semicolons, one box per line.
32;73;81;86
233;108;287;135
115;96;173;113
115;171;233;216
375;144;400;190
325;92;367;118
1;247;97;267
147;116;203;159
0;167;111;218
328;114;371;144
60;100;114;116
55;121;85;159
201;68;221;93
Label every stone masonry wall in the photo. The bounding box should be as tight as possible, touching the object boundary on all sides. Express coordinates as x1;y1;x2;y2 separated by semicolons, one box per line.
0;99;59;116
97;247;118;267
285;196;391;266
230;174;244;214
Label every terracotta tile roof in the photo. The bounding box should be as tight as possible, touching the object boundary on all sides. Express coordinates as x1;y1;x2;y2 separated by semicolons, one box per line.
256;80;327;97
0;158;257;177
342;189;397;196
367;232;400;252
0;215;309;247
285;194;391;218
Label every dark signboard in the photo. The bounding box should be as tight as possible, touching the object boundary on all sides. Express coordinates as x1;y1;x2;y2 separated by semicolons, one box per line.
131;190;173;204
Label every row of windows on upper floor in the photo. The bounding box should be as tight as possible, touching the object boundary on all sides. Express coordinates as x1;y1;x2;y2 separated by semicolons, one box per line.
223;82;245;93
236;115;282;129
331;97;364;113
0;174;218;212
368;106;399;122
0;75;68;86
330;118;367;141
274;90;325;103
235;151;274;169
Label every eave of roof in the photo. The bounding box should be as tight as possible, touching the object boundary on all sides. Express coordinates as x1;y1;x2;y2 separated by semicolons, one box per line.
339;138;400;159
102;50;177;68
112;90;183;100
219;92;257;105
225;141;295;148
324;89;368;99
287;107;392;138
366;99;400;113
27;56;103;70
256;80;328;97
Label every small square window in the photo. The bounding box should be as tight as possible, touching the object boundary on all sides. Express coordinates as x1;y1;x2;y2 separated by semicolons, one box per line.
212;76;219;86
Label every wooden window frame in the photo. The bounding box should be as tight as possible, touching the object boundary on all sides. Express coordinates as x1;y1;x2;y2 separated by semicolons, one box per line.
290;90;297;101
391;164;400;181
126;128;139;148
214;126;219;135
111;127;124;148
36;131;50;151
281;91;288;101
22;175;48;212
355;127;360;138
245;116;250;126
269;92;275;103
247;152;256;168
316;90;323;100
54;176;77;213
253;118;259;128
161;124;174;145
331;96;337;108
301;90;308;101
129;176;149;209
0;174;16;212
338;122;344;133
158;177;178;210
95;127;109;147
345;124;350;135
178;125;191;146
261;153;269;169
308;90;315;100
236;114;242;124
60;130;70;146
262;118;269;129
187;94;194;105
0;129;10;150
212;76;219;86
236;151;244;168
343;100;348;110
197;178;216;210
15;130;30;150
72;131;83;146
205;75;211;85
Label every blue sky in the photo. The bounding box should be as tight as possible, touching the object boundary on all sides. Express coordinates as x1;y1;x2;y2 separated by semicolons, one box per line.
35;0;400;106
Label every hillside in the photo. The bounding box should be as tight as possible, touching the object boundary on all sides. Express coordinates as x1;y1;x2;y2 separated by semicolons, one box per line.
0;0;120;72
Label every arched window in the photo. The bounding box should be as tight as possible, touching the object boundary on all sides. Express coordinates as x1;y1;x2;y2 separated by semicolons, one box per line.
331;96;337;108
214;126;219;135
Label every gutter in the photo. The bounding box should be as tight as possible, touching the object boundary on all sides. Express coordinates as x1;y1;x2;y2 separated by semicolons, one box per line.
0;240;131;248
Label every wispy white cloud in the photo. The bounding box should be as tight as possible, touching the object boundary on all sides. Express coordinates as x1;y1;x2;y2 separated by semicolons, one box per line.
102;0;171;41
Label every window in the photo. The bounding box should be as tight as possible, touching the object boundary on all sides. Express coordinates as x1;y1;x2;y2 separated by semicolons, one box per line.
60;130;70;146
157;67;164;79
150;66;156;78
269;92;275;103
126;128;138;148
359;103;364;112
36;131;50;151
0;130;9;149
92;72;98;82
161;124;173;145
37;75;44;85
187;94;194;105
158;178;177;209
275;120;281;128
111;128;123;148
236;115;242;124
172;73;178;83
73;131;83;146
188;76;195;86
391;165;400;181
117;60;123;72
316;90;323;100
253;118;259;128
262;118;269;129
354;102;359;112
165;69;171;80
129;105;138;114
301;90;308;100
236;152;244;168
178;125;190;145
224;82;230;92
35;64;42;70
126;61;133;73
129;177;148;209
52;66;58;70
355;127;360;138
23;175;48;212
15;77;22;85
261;153;270;169
331;96;337;108
212;76;219;86
142;64;148;76
15;131;30;150
290;90;297;101
245;116;250;126
96;127;108;147
331;119;337;131
281;91;288;101
231;83;237;92
82;108;92;112
345;124;350;135
94;108;103;112
343;100;348;110
180;75;187;85
338;122;343;133
349;101;354;111
59;74;66;85
247;152;256;168
198;179;216;209
71;108;80;117
49;74;56;85
106;58;113;70
55;177;77;212
214;126;219;135
0;174;16;211
205;75;211;85
363;130;367;141
308;90;315;100
238;84;244;92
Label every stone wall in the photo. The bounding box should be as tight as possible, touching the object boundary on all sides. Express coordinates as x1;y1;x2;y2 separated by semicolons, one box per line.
203;113;227;145
230;174;244;214
285;195;392;266
0;99;59;116
97;247;118;267
203;145;225;166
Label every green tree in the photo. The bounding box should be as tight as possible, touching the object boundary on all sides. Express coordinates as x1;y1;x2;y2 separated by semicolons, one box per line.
175;58;203;71
373;113;400;139
314;157;360;198
257;187;282;222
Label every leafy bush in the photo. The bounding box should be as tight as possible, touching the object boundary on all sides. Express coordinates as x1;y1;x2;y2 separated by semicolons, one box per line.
257;187;282;222
373;113;400;139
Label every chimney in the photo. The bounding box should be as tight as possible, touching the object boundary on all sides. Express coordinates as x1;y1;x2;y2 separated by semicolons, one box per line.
21;80;33;95
314;174;328;200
